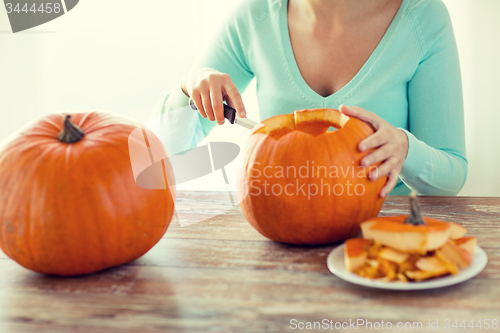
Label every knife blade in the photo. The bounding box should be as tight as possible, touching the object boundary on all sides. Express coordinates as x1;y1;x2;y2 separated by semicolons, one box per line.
189;98;259;130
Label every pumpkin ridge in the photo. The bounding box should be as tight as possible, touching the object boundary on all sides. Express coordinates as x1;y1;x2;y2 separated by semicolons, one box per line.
43;117;65;133
82;113;137;135
99;132;153;268
94;142;134;266
76;112;93;129
88;149;116;269
2;146;51;272
0;170;15;261
23;178;41;274
0;133;60;157
345;118;375;141
43;146;75;274
244;135;271;177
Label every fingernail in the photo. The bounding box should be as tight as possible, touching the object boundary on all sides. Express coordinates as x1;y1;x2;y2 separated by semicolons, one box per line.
363;159;370;166
359;145;366;152
240;111;246;118
217;120;224;125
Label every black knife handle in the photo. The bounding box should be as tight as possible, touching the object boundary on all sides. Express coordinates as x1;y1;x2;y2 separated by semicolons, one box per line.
189;97;236;124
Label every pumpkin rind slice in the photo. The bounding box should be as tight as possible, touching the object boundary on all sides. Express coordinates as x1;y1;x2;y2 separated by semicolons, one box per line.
361;217;454;253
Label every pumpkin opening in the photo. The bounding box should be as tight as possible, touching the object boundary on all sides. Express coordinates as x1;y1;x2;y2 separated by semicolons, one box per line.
253;109;349;139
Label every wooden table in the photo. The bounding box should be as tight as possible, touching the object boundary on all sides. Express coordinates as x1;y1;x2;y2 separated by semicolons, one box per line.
1;193;499;333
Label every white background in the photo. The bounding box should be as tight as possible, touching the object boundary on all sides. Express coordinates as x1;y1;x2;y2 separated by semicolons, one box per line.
0;0;499;196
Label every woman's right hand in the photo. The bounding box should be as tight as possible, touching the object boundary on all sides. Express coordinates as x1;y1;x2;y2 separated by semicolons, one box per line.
181;68;246;125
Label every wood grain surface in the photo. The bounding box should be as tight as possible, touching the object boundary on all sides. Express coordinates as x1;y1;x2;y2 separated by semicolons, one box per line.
0;193;499;333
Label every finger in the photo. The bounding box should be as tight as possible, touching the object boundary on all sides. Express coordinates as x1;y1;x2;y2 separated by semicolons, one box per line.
358;128;390;153
210;81;225;125
191;92;207;118
380;169;401;198
361;142;393;167
339;105;381;129
200;87;216;122
369;156;398;181
223;78;246;118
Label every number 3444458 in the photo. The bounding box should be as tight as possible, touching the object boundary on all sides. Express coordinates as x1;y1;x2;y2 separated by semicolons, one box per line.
5;2;62;14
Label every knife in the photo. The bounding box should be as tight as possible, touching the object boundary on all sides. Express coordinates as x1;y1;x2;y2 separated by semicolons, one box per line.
189;97;259;130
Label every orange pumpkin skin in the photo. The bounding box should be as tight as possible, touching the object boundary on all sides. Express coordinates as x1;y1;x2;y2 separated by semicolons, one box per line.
364;216;451;233
0;112;175;276
237;109;387;245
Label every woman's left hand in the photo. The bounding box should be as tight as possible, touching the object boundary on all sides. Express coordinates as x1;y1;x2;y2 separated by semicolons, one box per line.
339;105;409;198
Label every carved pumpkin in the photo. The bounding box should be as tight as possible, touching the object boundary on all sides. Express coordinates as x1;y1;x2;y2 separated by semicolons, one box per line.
237;108;387;245
0;112;175;276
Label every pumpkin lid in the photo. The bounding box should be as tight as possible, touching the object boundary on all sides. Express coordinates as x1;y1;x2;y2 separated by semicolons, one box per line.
363;216;451;234
359;193;468;253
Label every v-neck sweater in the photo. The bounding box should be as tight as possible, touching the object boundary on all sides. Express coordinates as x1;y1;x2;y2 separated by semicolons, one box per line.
152;0;467;195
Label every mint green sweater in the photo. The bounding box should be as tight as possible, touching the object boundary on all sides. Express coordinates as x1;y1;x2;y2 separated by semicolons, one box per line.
152;0;467;195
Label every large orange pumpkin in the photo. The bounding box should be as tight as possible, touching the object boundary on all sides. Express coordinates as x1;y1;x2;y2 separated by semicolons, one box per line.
237;108;387;245
0;112;175;276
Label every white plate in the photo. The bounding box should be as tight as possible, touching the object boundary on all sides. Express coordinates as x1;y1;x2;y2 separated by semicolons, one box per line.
327;244;488;290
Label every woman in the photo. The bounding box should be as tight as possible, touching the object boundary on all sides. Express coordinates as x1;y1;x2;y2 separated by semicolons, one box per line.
153;0;467;197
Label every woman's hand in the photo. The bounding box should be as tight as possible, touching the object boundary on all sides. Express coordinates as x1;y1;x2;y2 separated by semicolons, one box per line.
181;68;246;125
339;105;409;198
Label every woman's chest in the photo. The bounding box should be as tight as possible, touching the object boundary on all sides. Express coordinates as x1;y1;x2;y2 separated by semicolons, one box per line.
286;2;402;97
288;30;382;97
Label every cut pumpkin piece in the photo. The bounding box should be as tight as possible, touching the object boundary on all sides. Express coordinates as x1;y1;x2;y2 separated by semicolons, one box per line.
453;236;477;254
449;223;468;240
415;257;450;274
378;247;409;264
405;269;450;281
344;238;371;272
438;241;472;269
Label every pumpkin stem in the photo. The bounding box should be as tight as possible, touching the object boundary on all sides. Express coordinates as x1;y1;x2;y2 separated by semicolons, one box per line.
404;191;426;226
58;115;85;143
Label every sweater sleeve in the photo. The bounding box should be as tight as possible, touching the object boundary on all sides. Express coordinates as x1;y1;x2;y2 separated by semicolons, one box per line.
150;1;256;153
399;0;468;195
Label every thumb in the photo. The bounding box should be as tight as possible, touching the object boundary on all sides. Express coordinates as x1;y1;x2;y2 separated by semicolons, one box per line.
339;104;362;117
339;104;379;127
